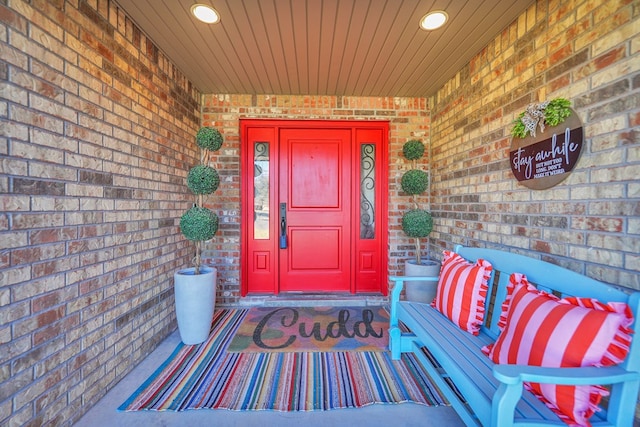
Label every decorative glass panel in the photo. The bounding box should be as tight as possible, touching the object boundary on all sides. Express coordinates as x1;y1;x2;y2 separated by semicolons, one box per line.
254;142;269;239
360;144;375;239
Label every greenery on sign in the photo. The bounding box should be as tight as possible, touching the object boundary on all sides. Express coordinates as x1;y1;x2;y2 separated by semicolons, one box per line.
511;98;572;139
400;139;433;265
180;127;223;274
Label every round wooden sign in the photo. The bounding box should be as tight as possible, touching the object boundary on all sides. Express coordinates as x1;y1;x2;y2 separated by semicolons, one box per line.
509;108;583;190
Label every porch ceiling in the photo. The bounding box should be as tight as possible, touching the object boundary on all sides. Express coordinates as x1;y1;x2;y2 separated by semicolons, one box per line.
115;0;534;97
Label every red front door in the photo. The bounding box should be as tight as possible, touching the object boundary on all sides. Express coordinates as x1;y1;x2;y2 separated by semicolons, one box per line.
279;128;351;292
240;120;388;296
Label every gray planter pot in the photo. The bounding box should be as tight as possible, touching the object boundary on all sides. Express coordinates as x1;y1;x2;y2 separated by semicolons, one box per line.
404;260;441;303
174;266;217;345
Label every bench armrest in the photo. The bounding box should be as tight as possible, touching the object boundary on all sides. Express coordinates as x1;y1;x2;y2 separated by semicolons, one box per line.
493;364;639;386
388;276;440;331
491;365;640;427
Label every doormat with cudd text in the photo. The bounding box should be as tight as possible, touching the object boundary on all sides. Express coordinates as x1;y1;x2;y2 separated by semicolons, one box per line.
227;306;389;352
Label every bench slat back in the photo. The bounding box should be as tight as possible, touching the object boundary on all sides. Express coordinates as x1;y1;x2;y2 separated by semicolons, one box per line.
454;245;640;372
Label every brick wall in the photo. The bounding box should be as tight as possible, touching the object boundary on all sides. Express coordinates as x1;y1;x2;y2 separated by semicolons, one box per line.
0;1;199;425
429;0;639;419
201;95;430;304
429;0;639;292
1;0;639;425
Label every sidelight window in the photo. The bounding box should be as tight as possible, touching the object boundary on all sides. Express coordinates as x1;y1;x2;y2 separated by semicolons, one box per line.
254;142;269;239
360;143;375;239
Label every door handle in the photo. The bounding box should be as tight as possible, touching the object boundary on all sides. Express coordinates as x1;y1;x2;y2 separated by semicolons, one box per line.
279;202;287;249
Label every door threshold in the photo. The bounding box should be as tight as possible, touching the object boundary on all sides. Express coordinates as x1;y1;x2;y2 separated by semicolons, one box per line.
232;293;388;308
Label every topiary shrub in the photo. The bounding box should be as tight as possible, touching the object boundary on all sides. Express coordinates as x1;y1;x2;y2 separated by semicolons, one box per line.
180;126;223;274
187;164;220;195
196;126;224;151
180;206;219;242
401;169;429;195
400;139;433;264
402;139;425;160
402;209;433;238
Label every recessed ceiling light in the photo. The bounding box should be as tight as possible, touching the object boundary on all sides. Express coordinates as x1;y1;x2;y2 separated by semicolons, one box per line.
420;11;448;30
191;4;220;24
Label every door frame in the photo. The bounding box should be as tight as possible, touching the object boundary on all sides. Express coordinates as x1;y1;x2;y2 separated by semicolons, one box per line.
240;119;389;296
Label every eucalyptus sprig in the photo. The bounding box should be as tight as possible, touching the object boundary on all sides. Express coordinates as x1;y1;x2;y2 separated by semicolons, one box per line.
511;114;528;139
511;98;571;138
543;98;571;127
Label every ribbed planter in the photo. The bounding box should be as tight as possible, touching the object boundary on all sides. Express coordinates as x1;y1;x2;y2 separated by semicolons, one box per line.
174;266;217;345
404;260;441;303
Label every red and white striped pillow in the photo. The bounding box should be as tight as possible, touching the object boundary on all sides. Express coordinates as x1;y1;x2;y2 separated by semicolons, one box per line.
431;250;493;335
483;273;634;426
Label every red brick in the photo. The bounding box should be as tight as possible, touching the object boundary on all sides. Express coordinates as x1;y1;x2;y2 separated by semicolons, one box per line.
34;314;80;346
533;240;552;253
36;307;65;328
32;292;63;313
548;74;571;92
549;44;574;63
30;228;78;245
593;46;626;70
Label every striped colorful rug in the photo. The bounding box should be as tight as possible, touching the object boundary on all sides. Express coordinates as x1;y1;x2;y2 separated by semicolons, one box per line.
119;309;447;412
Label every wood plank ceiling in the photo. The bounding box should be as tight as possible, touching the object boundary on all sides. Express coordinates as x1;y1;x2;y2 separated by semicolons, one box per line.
115;0;534;97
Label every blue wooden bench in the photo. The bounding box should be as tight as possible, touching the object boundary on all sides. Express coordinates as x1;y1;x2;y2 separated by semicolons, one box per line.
389;245;640;427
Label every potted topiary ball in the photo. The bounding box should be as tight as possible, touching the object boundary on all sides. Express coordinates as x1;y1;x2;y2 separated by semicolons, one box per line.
401;139;440;303
174;126;223;345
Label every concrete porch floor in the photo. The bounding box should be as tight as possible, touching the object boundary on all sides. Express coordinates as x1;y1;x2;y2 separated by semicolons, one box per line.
74;298;465;426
